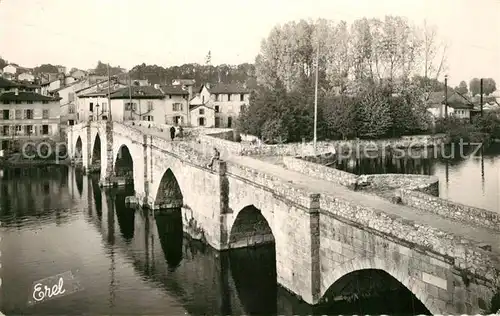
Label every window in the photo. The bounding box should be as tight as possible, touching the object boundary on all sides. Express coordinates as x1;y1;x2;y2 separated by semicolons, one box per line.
147;101;154;111
2;125;9;136
199;108;205;115
68;120;75;126
168;95;172;99
69;105;75;114
25;109;33;119
227;94;231;101
27;100;33;104
125;102;136;111
173;103;183;111
198;117;205;126
215;105;220;113
25;125;33;135
42;125;49;135
42;101;48;104
240;104;246;112
42;110;49;119
15;100;22;104
214;94;219;101
68;92;75;101
101;102;107;111
2;110;9;120
15;125;21;132
2;101;9;105
240;94;245;101
89;102;94;112
142;115;153;121
202;95;205;103
15;109;21;119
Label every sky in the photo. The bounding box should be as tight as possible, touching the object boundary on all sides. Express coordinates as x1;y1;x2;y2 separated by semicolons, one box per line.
0;0;498;87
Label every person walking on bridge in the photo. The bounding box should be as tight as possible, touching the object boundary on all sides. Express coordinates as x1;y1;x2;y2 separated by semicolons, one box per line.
170;126;176;141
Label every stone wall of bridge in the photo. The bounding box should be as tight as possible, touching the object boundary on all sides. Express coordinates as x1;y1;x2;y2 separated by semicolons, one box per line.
318;192;500;314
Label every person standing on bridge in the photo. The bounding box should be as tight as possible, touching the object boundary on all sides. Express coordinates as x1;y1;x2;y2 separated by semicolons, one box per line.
170;126;176;141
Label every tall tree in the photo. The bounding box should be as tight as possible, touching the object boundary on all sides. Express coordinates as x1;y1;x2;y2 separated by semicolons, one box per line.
356;88;392;139
469;78;481;96
455;81;468;94
483;78;497;95
419;20;448;92
205;51;212;65
0;57;7;70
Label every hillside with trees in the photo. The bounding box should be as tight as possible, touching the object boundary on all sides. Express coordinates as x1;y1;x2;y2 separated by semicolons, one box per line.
128;62;257;87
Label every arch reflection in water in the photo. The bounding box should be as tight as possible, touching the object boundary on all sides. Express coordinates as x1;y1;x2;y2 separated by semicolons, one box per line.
90;175;103;219
317;269;431;315
228;205;277;315
229;246;277;315
75;168;84;197
113;188;136;242
90;133;102;173
155;210;183;271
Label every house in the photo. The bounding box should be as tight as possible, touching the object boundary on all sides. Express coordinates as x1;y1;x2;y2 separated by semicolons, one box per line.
193;83;251;128
18;72;35;83
70;69;87;79
40;74;77;96
2;64;19;75
76;80;127;122
56;66;67;74
0;79;62;151
426;91;474;120
159;84;191;125
109;86;165;122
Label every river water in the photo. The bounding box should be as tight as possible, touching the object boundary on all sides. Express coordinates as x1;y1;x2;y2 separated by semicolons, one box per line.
335;143;500;213
1;163;479;315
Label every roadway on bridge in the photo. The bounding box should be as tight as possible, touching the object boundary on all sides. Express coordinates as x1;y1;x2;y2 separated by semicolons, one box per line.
130;124;500;255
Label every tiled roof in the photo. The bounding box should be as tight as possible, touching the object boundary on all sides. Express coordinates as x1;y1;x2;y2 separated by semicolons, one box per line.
79;84;125;98
205;83;250;94
0;92;60;102
109;85;164;99
0;77;21;88
190;104;214;111
160;85;189;95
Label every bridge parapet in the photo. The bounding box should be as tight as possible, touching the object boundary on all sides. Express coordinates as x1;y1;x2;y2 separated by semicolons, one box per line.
319;193;500;287
225;161;319;211
112;121;145;144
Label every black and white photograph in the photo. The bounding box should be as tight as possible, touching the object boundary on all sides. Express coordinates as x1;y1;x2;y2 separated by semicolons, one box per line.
0;0;499;315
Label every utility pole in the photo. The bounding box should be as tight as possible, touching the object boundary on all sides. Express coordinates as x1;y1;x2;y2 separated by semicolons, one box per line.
444;75;448;119
129;73;133;120
313;41;319;155
480;78;484;117
107;63;112;121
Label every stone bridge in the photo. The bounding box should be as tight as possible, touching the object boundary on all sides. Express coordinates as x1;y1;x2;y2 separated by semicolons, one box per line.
67;121;500;314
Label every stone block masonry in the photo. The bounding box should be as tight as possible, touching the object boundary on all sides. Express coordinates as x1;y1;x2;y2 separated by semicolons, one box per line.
67;122;500;314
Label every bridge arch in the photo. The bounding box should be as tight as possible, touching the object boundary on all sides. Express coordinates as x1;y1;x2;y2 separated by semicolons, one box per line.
228;205;275;249
154;168;183;209
90;133;101;172
321;258;438;315
114;144;134;187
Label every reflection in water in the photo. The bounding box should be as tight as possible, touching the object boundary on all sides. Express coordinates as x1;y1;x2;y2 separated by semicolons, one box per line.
1;166;448;315
335;143;500;212
75;168;83;196
155;210;183;271
229;246;278;315
114;189;135;242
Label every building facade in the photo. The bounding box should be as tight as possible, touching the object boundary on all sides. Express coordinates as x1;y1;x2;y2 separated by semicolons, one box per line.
194;83;250;128
0;79;61;151
109;86;166;122
160;84;190;125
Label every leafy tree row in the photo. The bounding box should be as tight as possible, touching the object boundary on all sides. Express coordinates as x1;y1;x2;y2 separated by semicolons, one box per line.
238;81;431;143
454;78;496;96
